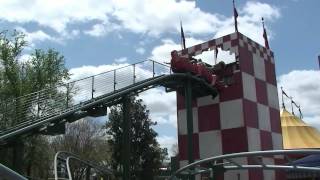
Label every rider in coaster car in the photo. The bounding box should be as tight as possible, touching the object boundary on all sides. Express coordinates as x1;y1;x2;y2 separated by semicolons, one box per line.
171;50;197;74
196;59;217;86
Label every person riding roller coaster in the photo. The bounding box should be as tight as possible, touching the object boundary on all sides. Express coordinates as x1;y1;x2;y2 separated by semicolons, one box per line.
170;50;217;86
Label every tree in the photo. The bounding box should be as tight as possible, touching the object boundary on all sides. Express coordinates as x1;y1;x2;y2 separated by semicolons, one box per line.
51;119;110;164
0;30;69;126
51;119;111;180
105;97;168;180
0;30;70;178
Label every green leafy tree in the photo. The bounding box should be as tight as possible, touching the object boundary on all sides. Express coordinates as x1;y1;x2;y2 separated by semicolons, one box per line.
106;97;168;180
0;30;70;178
0;30;27;99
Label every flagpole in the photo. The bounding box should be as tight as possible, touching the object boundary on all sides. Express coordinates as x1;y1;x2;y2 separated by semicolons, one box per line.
233;0;238;32
180;20;186;50
214;47;218;65
262;17;270;49
318;55;320;70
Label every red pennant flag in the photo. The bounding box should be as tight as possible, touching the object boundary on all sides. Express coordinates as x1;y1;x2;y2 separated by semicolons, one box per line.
262;18;270;49
233;0;239;32
180;21;186;50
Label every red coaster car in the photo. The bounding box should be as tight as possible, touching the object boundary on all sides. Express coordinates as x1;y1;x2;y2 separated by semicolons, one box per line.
171;50;217;86
171;51;197;74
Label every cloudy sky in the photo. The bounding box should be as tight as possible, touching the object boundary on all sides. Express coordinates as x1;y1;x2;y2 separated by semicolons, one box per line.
1;0;319;154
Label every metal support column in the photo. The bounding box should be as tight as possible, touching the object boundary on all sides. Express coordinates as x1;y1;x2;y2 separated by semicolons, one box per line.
122;96;131;180
85;166;91;180
184;79;194;180
12;139;24;174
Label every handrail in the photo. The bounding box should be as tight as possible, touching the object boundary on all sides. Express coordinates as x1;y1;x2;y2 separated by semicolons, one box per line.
0;60;171;136
54;151;113;180
169;149;320;179
0;73;217;142
66;156;113;179
0;162;27;180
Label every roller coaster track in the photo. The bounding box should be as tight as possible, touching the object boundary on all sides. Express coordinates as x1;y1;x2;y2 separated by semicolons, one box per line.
0;60;218;143
170;149;320;180
54;151;113;180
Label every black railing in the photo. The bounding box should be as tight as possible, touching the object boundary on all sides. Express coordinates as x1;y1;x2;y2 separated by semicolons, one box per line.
0;60;171;133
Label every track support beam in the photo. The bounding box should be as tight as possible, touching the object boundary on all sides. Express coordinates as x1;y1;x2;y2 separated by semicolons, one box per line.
185;79;195;180
12;139;24;174
122;96;131;180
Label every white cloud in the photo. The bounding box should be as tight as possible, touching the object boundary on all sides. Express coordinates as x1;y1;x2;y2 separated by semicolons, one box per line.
149;1;280;64
84;22;121;37
114;57;128;63
110;0;223;36
0;0;280;40
139;88;177;127
157;135;177;156
217;1;280;44
278;70;320;129
150;38;235;65
16;27;59;46
18;54;32;63
71;30;80;37
69;63;129;81
242;1;281;22
150;39;180;63
135;47;145;55
0;0;113;33
84;24;106;37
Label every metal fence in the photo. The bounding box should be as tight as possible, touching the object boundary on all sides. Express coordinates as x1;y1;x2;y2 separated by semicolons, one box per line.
0;60;171;134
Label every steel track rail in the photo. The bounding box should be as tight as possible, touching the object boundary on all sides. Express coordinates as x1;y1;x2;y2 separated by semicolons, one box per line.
169;149;320;179
0;73;217;143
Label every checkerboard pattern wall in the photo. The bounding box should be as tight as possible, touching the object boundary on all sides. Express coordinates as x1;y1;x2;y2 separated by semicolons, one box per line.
176;32;283;180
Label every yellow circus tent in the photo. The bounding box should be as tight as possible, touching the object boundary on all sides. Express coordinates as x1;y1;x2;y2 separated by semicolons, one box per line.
281;109;320;149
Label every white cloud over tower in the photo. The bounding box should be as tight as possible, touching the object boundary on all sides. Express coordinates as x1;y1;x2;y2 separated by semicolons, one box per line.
0;1;280;40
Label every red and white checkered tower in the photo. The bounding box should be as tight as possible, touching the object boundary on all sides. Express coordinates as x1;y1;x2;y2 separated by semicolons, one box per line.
175;32;284;179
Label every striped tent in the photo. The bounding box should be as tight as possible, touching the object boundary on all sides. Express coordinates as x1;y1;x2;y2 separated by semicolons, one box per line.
281;109;320;149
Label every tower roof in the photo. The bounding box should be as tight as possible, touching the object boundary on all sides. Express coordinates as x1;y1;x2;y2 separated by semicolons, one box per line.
281;109;320;149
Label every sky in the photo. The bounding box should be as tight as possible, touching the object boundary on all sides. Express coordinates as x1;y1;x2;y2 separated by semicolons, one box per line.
1;0;319;155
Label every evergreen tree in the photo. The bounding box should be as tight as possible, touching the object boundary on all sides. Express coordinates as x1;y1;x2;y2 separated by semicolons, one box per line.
105;97;168;180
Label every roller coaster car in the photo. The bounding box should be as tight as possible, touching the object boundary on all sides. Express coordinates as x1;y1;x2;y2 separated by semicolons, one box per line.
171;50;197;74
211;61;239;87
170;50;217;86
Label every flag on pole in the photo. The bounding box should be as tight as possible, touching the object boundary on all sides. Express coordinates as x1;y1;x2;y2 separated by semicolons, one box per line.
233;0;239;32
262;18;270;49
318;56;320;70
180;21;186;50
214;47;218;65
